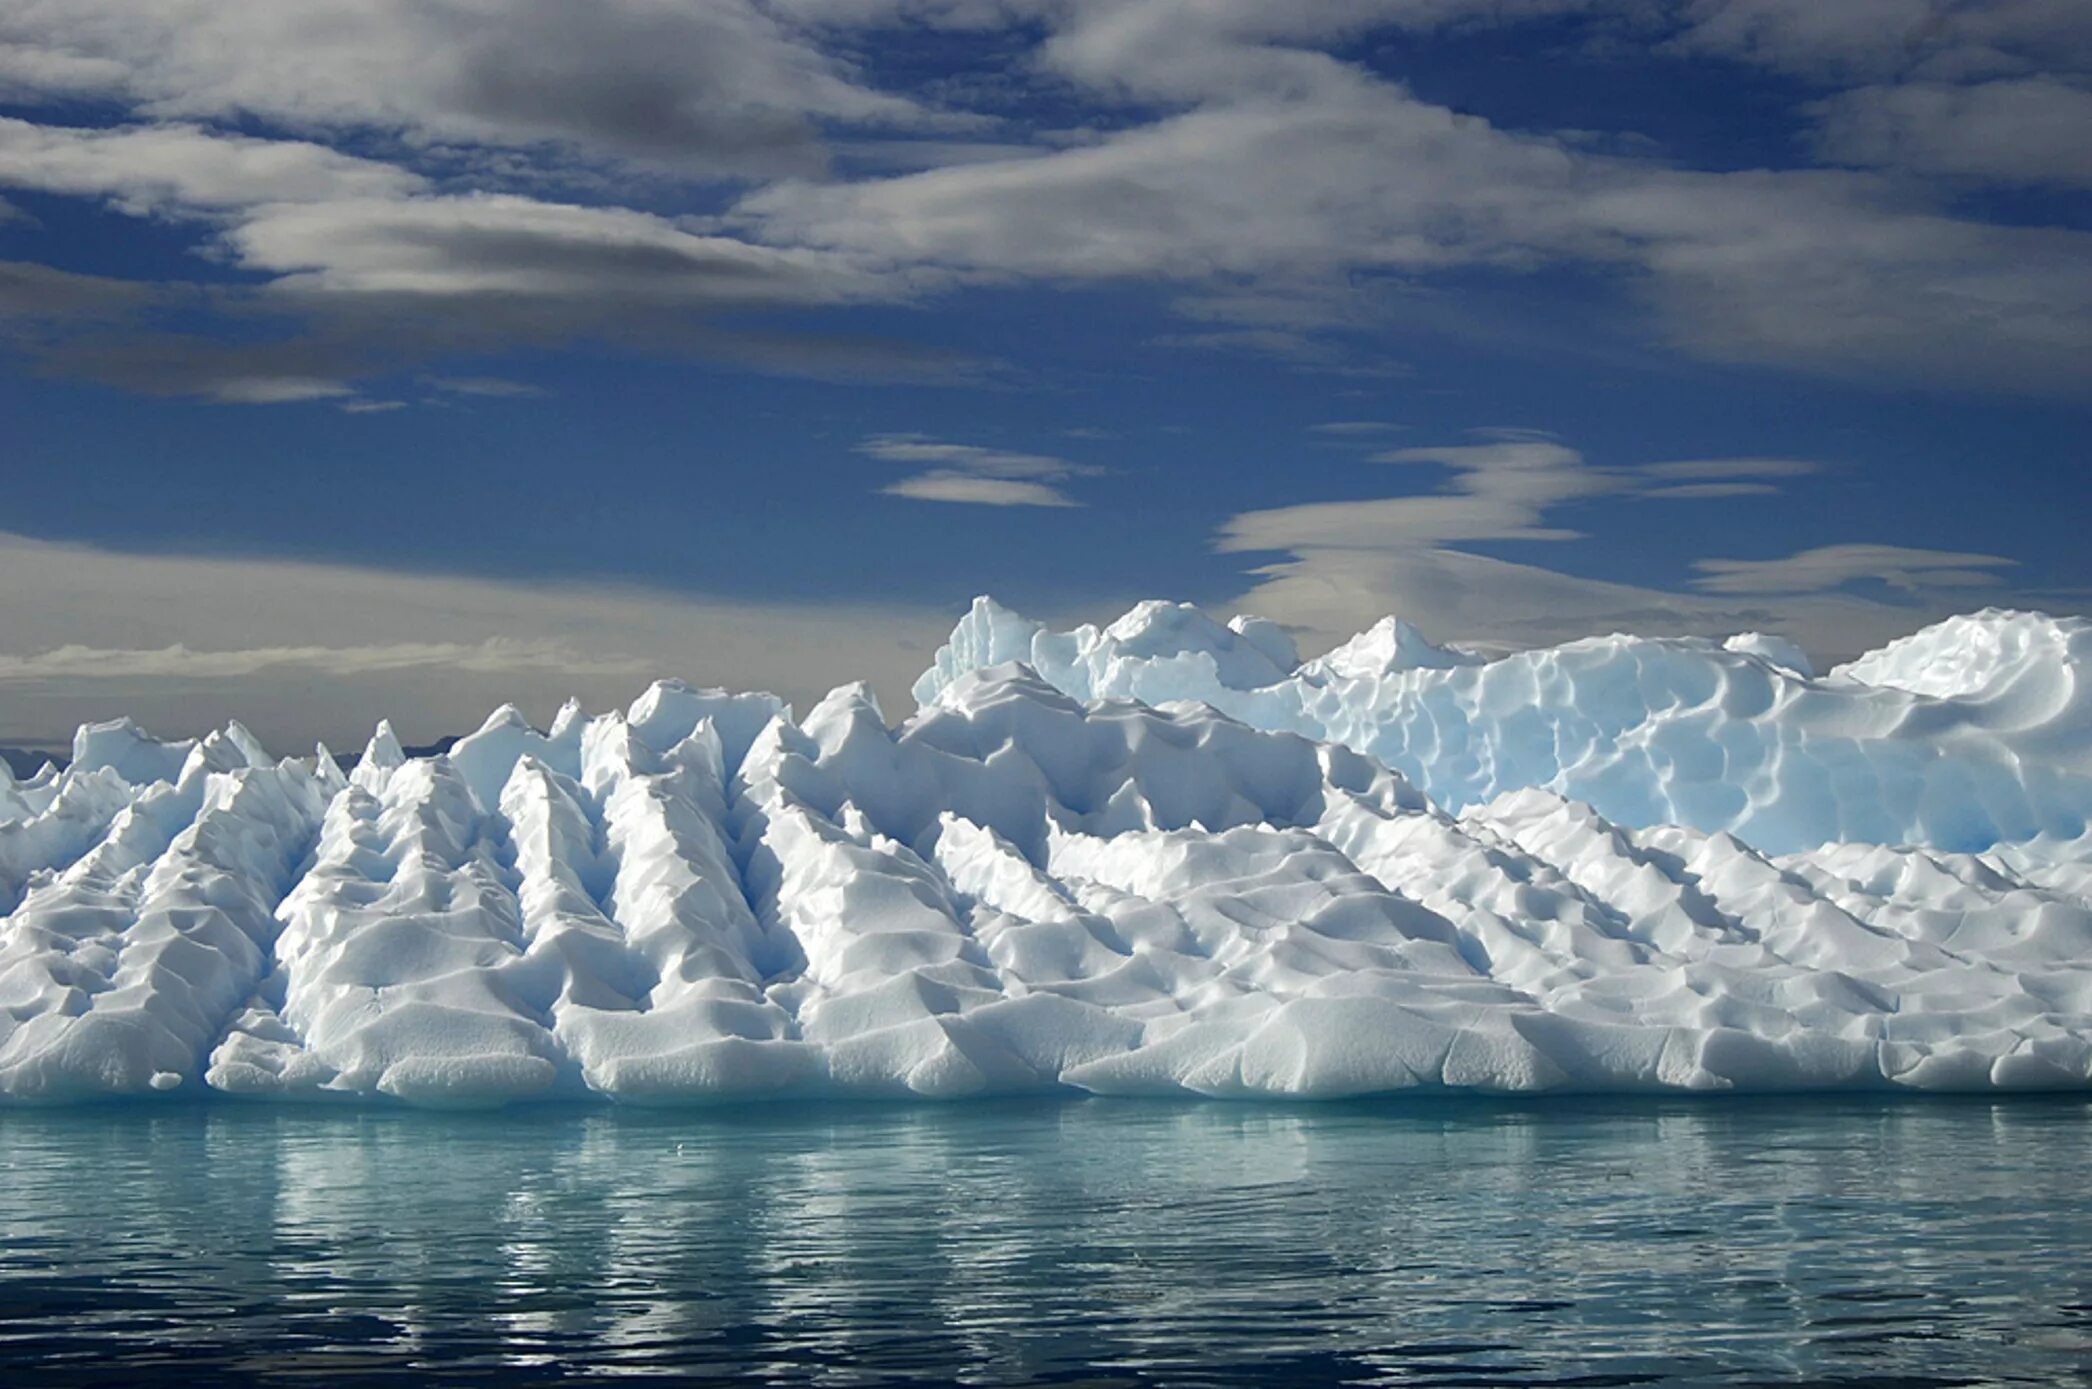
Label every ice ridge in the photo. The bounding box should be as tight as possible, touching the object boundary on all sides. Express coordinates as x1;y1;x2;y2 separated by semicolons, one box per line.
915;599;2092;857
3;649;2091;1106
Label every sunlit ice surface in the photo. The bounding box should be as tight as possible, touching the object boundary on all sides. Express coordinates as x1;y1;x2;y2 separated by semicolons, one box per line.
6;602;2092;1105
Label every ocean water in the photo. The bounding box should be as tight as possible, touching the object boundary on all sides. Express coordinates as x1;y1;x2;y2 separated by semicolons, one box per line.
2;1098;2089;1386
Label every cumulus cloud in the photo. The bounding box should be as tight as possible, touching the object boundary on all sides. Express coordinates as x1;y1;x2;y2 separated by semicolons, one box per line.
859;433;1104;506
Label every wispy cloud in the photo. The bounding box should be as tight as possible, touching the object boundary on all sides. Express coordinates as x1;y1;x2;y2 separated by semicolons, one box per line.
1223;437;1828;558
858;433;1104;507
1637;457;1822;481
1309;420;1404;436
1692;543;2016;596
422;375;546;398
1214;432;1992;660
1634;456;1822;499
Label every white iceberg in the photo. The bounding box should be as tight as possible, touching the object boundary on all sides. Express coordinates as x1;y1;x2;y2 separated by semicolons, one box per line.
0;606;2088;1107
917;600;2092;857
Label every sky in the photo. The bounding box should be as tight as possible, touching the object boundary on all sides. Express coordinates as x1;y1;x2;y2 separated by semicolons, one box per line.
1;0;2088;753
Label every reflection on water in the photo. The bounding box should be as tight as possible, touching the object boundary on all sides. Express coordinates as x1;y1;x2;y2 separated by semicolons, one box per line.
2;1098;2090;1385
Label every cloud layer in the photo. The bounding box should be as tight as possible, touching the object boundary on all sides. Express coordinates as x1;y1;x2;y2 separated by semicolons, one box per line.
0;1;2085;401
0;532;964;751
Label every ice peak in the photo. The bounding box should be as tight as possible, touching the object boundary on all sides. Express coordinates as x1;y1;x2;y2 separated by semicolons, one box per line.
1722;632;1814;678
72;717;195;787
1305;615;1481;680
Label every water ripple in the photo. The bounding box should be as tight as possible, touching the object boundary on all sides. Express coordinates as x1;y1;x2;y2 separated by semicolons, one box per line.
1;1098;2089;1386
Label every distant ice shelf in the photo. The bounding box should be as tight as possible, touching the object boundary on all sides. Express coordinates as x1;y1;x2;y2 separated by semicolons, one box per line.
2;604;2090;1106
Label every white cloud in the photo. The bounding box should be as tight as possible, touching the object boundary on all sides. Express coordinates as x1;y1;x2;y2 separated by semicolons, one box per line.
1220;438;1611;556
1672;0;2092;81
1222;440;1834;559
859;433;1103;506
227;194;891;307
1814;78;2092;187
207;375;356;405
882;473;1081;507
1691;543;2017;595
739;88;1585;283
2;1;2088;402
0;116;425;214
739;43;2092;396
0;121;921;398
0;0;949;181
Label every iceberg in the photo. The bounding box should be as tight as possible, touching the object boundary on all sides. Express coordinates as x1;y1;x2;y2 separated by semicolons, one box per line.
1;608;2089;1107
917;600;2092;857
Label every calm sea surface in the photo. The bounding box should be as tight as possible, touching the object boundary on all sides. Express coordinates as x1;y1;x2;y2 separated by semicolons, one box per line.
2;1097;2089;1386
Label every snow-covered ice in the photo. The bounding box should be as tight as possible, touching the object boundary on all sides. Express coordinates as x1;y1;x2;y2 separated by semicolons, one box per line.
2;604;2091;1106
917;600;2092;857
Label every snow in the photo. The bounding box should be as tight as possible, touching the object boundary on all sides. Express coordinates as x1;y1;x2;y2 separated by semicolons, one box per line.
2;604;2091;1106
918;599;2092;856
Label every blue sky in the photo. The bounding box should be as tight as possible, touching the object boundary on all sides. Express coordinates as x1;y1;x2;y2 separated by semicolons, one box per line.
0;1;2087;749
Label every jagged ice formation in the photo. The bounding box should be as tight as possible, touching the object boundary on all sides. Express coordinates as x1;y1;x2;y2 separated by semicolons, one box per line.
2;604;2090;1105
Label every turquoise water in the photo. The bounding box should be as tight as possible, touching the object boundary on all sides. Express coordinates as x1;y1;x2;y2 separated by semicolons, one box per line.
3;1099;2090;1386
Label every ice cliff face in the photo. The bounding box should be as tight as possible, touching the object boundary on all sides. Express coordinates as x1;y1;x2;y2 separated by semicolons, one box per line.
3;602;2091;1106
917;600;2092;857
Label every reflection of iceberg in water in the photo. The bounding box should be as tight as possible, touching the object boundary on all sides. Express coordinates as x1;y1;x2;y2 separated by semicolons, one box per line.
3;1103;2091;1383
2;602;2092;1104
